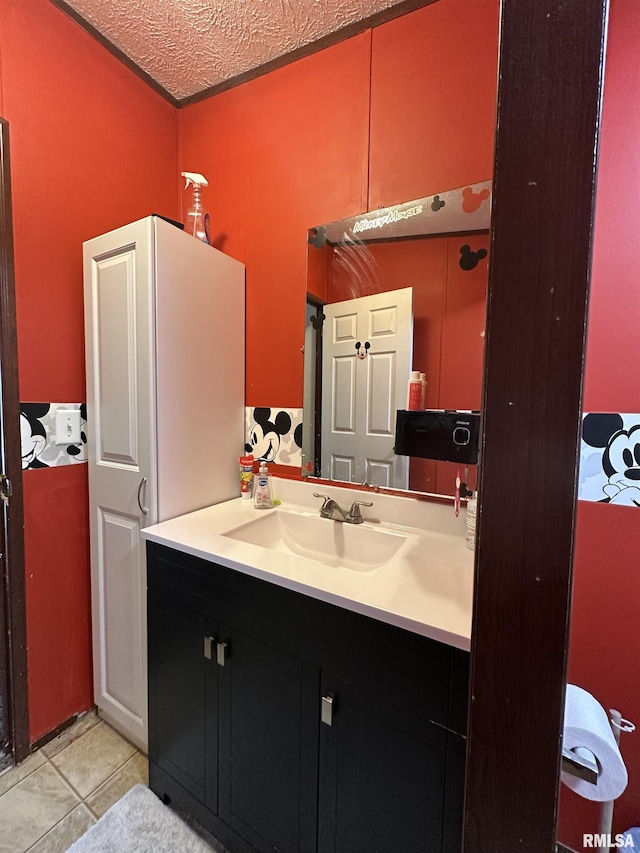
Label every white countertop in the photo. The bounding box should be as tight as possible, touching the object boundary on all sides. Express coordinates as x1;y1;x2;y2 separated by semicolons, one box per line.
142;478;475;652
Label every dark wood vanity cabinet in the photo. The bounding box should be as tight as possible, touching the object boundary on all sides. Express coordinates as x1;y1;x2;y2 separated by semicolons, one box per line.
317;673;465;853
147;542;469;853
148;596;215;807
149;592;318;853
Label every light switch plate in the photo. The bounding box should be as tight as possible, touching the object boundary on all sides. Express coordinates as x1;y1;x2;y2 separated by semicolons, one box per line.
55;408;81;445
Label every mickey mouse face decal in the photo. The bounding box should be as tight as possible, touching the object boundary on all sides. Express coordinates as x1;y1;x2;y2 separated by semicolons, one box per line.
307;226;327;249
605;426;640;486
355;341;370;359
20;405;50;470
582;413;640;506
459;244;488;271
245;408;292;463
461;186;491;213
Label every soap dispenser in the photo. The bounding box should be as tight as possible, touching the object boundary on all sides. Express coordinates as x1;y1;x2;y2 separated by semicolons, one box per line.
254;461;274;509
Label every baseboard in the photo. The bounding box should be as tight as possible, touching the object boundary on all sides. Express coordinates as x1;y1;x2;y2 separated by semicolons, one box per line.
30;711;82;752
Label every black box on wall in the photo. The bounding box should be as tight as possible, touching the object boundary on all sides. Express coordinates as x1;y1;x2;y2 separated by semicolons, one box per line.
394;410;480;464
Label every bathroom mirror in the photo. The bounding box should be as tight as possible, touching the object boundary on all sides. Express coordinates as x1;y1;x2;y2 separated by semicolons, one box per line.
302;181;491;498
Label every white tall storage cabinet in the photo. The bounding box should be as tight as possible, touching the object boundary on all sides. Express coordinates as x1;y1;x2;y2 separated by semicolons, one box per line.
83;215;245;751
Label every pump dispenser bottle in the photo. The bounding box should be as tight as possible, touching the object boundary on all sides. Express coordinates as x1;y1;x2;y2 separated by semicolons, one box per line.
254;462;274;509
181;171;211;245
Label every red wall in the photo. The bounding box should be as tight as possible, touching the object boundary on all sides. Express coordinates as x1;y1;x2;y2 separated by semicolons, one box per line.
368;0;499;210
558;0;640;845
179;0;499;408
179;34;372;407
0;0;179;741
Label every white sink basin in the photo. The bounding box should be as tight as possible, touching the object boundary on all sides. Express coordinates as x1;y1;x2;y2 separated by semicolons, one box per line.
142;479;475;650
222;508;407;571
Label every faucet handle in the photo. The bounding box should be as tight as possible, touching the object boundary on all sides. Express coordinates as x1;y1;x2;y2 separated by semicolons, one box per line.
348;499;373;522
313;492;332;509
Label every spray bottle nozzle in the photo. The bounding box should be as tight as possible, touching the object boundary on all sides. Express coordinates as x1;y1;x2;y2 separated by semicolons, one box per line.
181;171;209;190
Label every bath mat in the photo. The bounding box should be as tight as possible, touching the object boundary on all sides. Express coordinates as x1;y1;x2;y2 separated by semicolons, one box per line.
66;784;224;852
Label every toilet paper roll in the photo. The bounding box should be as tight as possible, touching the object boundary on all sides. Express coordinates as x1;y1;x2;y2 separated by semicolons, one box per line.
561;684;628;802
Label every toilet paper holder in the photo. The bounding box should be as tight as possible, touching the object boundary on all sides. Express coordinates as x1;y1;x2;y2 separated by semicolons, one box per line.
562;708;635;845
561;709;635;785
562;746;600;785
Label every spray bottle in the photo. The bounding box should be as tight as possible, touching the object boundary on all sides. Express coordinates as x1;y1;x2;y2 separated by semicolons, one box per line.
181;171;211;245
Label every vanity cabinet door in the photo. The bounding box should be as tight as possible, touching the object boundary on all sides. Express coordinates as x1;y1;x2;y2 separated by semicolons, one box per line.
217;626;319;853
148;592;219;812
317;673;454;853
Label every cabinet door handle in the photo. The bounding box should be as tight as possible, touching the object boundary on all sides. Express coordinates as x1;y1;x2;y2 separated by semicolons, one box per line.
137;477;149;515
204;636;215;660
321;694;334;726
216;641;228;667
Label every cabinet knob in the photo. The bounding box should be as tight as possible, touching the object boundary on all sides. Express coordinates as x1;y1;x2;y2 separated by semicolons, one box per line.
321;694;335;727
204;636;215;660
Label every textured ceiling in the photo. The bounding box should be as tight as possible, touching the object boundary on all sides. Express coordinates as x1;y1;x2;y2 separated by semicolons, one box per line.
57;0;413;102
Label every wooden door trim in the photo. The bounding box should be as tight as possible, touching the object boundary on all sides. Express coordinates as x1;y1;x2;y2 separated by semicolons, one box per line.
463;2;609;850
0;117;30;762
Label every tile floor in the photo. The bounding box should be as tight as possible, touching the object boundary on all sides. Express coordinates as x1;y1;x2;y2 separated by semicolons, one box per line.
0;710;148;853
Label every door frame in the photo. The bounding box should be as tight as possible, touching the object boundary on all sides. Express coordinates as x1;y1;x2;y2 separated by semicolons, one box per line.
463;1;609;850
305;294;325;478
0;117;30;763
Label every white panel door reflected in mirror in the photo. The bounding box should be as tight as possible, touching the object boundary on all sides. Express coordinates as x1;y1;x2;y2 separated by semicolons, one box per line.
321;287;413;489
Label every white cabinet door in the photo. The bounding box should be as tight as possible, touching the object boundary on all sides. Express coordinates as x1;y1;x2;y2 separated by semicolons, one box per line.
321;287;413;489
84;218;155;751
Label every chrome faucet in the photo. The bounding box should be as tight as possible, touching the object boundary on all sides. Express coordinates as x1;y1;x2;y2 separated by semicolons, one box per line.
313;493;373;524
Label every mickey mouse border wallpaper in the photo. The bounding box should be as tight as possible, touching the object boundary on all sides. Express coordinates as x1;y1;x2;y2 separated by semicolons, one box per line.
20;403;303;473
244;408;640;499
22;404;635;501
20;403;87;470
579;412;640;506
